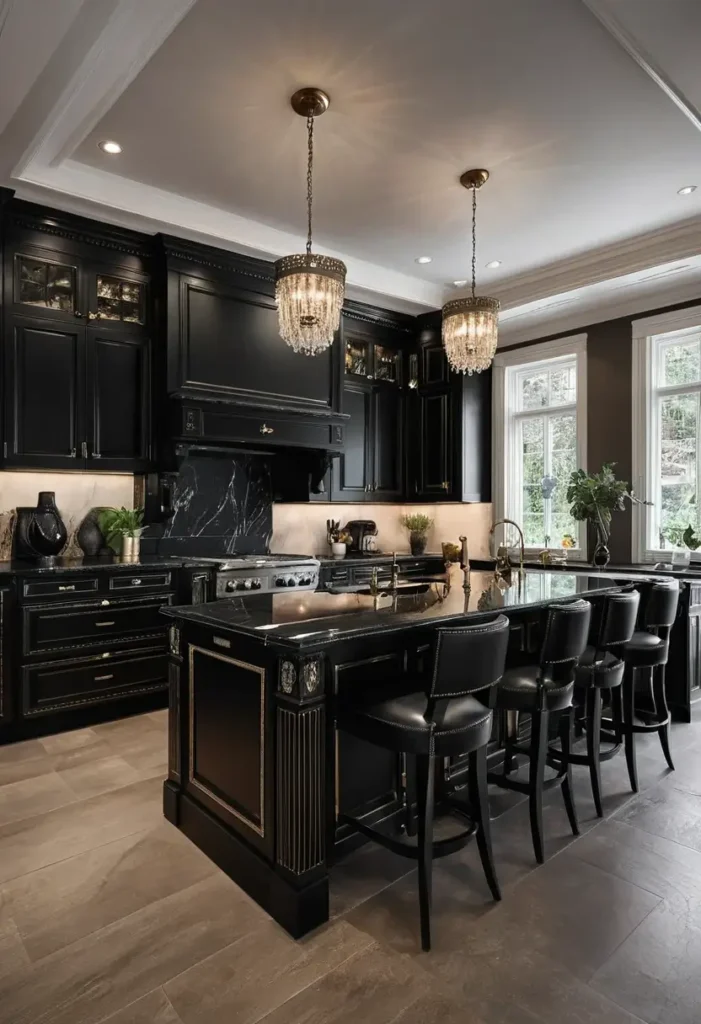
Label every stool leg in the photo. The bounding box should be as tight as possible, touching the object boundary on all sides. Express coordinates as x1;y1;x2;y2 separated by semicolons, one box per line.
415;754;435;952
610;684;623;744
622;665;639;793
468;745;501;902
586;688;604;818
653;665;674;771
529;709;548;864
559;707;579;836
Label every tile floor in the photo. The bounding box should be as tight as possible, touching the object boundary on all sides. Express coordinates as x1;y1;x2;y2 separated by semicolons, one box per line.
0;706;700;1024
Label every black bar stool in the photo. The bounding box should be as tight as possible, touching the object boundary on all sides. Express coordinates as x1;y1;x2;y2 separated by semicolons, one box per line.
548;589;640;817
488;599;591;864
337;613;510;952
620;579;679;791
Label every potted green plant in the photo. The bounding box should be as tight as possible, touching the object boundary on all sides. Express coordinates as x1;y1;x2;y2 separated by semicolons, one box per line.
400;513;433;556
98;507;145;562
566;464;647;568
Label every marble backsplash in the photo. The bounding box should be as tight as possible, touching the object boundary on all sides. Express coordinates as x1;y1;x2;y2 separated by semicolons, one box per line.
272;501;493;559
0;472;134;559
143;453;273;556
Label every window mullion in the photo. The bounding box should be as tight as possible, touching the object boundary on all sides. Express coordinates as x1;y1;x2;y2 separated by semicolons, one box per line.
544;413;553;544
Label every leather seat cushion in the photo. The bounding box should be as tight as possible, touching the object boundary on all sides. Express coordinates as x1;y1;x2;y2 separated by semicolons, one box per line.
495;665;574;713
575;647;625;689
339;691;492;757
624;630;667;667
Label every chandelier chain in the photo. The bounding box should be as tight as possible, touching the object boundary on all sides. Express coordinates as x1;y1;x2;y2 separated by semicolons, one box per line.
471;184;477;300
306;114;314;254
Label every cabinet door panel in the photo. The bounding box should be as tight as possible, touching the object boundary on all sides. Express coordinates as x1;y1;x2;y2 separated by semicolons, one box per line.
87;329;149;470
10;247;81;323
332;385;371;500
173;276;334;411
5;318;84;469
372;387;402;499
417;391;451;498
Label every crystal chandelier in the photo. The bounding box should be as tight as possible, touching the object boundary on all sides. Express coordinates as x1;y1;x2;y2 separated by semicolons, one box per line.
275;88;346;356
442;169;499;374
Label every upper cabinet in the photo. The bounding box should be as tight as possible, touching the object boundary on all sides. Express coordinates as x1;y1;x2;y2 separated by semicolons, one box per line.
2;203;152;471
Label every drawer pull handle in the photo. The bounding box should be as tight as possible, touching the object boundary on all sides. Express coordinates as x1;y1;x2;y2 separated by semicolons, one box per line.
259;424;274;435
94;673;114;682
95;620;115;627
213;636;231;649
58;585;75;592
131;579;142;585
101;599;110;606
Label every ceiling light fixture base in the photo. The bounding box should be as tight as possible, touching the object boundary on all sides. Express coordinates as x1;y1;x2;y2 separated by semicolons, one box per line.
460;168;489;190
290;87;330;118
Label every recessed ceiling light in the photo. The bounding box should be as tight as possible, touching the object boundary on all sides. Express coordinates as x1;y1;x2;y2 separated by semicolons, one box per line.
415;256;432;264
453;279;468;287
678;185;697;195
98;140;122;155
485;260;502;269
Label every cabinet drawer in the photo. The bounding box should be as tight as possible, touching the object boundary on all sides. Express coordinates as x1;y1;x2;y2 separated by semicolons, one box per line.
109;572;172;592
354;565;392;582
23;597;171;656
22;577;99;600
22;648;168;716
182;405;340;451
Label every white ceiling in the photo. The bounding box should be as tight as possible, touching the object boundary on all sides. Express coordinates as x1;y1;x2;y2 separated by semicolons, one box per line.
3;0;701;325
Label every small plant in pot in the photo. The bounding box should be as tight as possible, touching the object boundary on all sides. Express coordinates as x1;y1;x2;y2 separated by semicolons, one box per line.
401;513;433;556
98;507;145;562
566;464;648;568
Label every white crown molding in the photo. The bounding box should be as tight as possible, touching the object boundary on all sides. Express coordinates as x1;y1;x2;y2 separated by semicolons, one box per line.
581;0;701;134
12;0;197;176
498;274;701;347
632;303;701;340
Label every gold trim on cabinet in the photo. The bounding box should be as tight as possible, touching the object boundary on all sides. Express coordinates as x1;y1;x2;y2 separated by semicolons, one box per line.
188;644;266;837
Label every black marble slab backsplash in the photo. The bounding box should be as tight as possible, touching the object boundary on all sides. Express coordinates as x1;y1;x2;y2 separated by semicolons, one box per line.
142;453;272;556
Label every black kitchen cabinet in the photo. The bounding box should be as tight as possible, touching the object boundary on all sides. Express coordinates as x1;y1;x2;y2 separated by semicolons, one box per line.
0;585;14;728
2;203;153;472
330;311;410;501
408;312;491;503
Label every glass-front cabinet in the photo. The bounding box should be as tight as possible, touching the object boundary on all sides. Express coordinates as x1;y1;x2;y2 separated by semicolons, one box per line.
344;331;402;385
10;244;149;332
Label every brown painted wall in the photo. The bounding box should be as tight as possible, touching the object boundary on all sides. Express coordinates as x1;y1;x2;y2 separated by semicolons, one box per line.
501;296;701;564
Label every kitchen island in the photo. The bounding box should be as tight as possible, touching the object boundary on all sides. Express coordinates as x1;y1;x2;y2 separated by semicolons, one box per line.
161;569;646;937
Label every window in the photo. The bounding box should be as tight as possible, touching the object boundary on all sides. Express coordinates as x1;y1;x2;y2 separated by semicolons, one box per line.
493;335;587;555
633;305;701;561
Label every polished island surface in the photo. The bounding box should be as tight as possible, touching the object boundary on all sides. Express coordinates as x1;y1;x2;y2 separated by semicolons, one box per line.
161;567;656;939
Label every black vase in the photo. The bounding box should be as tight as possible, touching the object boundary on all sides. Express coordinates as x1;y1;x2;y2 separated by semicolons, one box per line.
14;491;67;565
591;526;611;568
77;508;108;557
410;532;427;556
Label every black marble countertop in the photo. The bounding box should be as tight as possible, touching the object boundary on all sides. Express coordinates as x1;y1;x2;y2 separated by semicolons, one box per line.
472;559;701;581
162;568;654;650
0;555;212;577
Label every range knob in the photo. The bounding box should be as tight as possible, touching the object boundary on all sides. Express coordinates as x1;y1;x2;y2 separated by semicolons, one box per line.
287;576;297;587
299;576;311;587
244;578;253;590
225;580;236;592
275;577;286;587
251;578;262;589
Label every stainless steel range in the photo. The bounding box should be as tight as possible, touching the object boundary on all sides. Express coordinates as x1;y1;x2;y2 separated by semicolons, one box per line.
182;554;320;598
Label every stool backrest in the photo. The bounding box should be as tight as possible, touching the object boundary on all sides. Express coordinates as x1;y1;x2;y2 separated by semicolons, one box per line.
539;600;591;676
429;613;509;699
644;579;679;639
597;590;641;652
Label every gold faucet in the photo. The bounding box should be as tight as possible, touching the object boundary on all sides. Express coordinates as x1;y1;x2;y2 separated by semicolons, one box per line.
458;535;471;592
490;518;525;574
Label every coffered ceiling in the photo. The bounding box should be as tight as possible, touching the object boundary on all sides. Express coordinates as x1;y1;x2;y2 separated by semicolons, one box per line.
2;0;701;335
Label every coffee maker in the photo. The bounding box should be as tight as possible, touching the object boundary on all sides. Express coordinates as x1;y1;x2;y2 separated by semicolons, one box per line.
343;520;378;554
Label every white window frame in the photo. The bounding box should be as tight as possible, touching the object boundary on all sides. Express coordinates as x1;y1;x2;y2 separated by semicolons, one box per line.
493;334;588;558
632;304;701;563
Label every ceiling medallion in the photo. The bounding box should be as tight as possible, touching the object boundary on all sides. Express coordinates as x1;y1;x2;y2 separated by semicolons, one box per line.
275;87;346;356
441;169;499;375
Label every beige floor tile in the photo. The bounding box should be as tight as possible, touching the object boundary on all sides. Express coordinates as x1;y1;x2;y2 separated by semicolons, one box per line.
0;771;76;827
0;738;46;767
0;873;266;1024
165;919;376;1024
58;754;143;800
0;776;163;884
240;942;426;1024
40;727;102;755
94;714;164;745
0;917;31;982
81;988;182;1024
1;822;217;961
